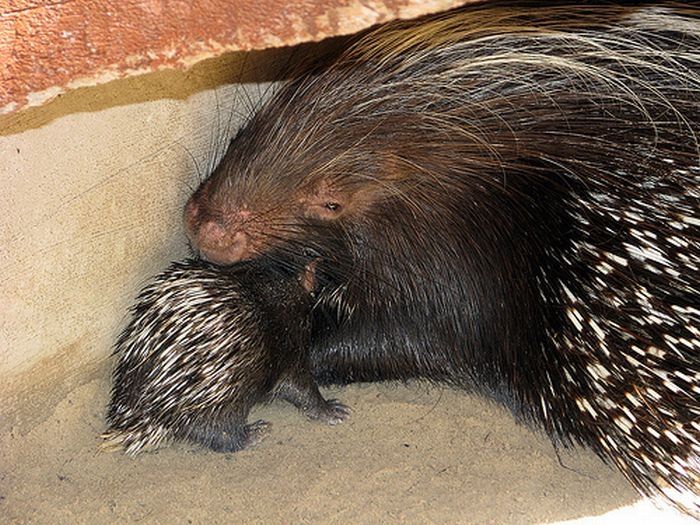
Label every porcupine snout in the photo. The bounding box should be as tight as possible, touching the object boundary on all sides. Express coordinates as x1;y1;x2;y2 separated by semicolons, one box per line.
184;192;253;265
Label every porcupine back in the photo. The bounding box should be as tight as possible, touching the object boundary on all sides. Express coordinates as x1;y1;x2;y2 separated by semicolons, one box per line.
186;3;700;513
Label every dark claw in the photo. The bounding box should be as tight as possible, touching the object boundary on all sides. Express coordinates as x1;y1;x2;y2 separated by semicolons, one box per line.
243;420;272;447
312;399;352;425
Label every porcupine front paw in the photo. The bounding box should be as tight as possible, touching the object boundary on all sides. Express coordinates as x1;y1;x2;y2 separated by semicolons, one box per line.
303;399;351;425
274;375;351;425
190;419;271;453
236;420;272;449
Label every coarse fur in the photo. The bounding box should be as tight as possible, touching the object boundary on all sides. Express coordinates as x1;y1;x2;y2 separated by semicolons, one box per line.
104;258;349;455
185;2;699;515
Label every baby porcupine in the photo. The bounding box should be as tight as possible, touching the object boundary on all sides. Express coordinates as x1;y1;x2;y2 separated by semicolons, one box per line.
184;2;700;515
103;258;349;455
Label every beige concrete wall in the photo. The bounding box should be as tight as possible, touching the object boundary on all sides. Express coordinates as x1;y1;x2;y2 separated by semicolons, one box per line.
0;49;292;427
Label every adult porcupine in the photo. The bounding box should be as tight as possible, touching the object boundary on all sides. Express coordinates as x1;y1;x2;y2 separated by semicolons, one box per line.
104;258;349;455
184;2;699;514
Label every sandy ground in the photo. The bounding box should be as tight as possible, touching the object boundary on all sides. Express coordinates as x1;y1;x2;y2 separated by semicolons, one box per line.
3;365;695;524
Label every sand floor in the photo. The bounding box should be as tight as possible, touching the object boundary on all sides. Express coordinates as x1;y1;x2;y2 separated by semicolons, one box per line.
2;366;694;524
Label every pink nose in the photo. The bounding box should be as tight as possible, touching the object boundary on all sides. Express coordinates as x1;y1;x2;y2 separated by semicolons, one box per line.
184;198;252;264
196;222;250;265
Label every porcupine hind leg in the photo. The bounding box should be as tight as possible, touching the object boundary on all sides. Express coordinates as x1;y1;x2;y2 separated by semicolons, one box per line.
273;370;351;425
184;411;271;453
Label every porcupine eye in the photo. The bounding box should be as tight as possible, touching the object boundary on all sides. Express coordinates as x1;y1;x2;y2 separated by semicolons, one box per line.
304;197;345;220
310;201;343;220
301;179;347;220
